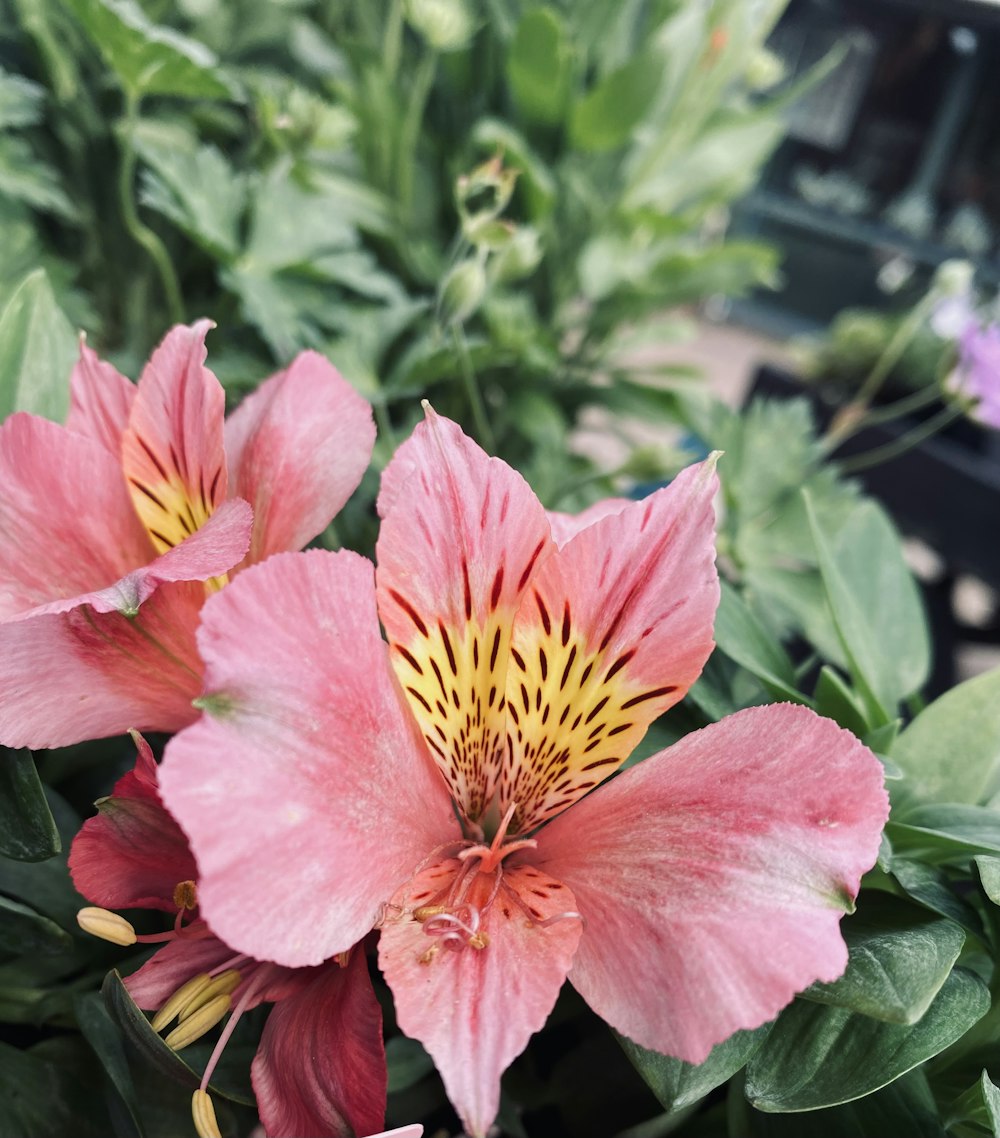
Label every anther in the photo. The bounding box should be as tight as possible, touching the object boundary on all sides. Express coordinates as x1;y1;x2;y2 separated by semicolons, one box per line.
418;945;440;966
173;880;198;910
178;970;241;1022
163;994;231;1050
77;907;137;946
191;1089;222;1138
151;973;213;1032
335;951;350;968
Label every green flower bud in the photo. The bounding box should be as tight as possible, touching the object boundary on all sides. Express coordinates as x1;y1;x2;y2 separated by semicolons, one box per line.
439;258;487;326
405;0;475;52
490;225;543;283
745;47;785;92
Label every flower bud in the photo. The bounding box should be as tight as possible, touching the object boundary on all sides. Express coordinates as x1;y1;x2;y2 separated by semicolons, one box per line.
745;47;785;92
489;225;543;284
933;258;975;299
404;0;474;52
438;258;487;326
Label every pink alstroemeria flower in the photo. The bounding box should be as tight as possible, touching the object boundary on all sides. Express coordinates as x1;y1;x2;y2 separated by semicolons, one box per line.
160;411;890;1138
70;735;386;1138
0;319;374;748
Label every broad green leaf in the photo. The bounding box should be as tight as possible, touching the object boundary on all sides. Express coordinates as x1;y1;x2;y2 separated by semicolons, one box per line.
712;580;804;704
0;269;77;421
745;968;989;1112
890;668;1000;809
618;1024;768;1112
813;666;870;737
102;970;254;1106
740;1069;947;1137
386;1035;434;1093
0;750;60;861
61;0;237;100
570;51;661;151
0;1039;109;1138
805;496;929;724
507;7;573;126
800;894;965;1024
890;859;985;939
0;895;73;957
75;991;144;1138
0;137;78;221
888;805;1000;864
975;856;1000;905
0;69;44;128
947;1070;1000;1133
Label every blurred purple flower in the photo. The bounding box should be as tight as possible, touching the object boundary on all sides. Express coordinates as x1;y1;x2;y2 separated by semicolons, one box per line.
953;320;1000;430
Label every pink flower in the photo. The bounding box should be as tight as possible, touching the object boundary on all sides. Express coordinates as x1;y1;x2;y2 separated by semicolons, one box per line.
0;320;374;748
160;410;889;1138
953;320;1000;430
70;734;387;1138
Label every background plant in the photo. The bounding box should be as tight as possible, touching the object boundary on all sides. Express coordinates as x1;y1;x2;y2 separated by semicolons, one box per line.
3;2;1000;1137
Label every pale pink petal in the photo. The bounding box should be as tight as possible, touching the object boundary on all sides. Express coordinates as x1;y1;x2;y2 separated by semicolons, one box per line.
378;858;582;1138
0;581;206;748
0;413;151;618
252;951;386;1138
376;408;555;821
69;735;198;912
24;498;251;618
224;351;375;565
366;1129;423;1138
534;704;889;1064
159;549;458;968
546;498;630;547
66;338;136;453
502;459;720;832
121;321;228;555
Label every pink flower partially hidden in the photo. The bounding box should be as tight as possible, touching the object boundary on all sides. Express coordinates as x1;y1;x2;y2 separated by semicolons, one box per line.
0;321;374;747
952;320;1000;431
70;735;387;1138
160;409;889;1138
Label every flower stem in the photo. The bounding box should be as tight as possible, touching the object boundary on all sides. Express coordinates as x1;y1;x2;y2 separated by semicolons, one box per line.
838;403;965;474
397;49;437;224
118;91;184;325
453;327;495;451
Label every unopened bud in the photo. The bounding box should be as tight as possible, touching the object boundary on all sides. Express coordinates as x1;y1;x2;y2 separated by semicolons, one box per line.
439;259;487;326
933;258;975;298
745;47;785;91
77;907;136;946
490;225;543;283
404;0;474;51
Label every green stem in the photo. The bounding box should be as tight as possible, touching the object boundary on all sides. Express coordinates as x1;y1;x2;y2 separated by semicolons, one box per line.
374;401;397;451
453;327;495;451
856;382;945;426
397;49;438;224
118;91;184;325
822;293;936;451
382;0;404;75
838;403;965;474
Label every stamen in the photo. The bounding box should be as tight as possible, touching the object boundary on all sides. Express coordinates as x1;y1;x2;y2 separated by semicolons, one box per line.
173;880;198;910
458;800;537;874
198;965;275;1095
178;970;241;1022
150;972;213;1032
191;1090;222;1138
163;994;231;1050
77;907;136;946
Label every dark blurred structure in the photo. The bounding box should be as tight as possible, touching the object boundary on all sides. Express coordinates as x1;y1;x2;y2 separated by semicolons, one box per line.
735;0;1000;334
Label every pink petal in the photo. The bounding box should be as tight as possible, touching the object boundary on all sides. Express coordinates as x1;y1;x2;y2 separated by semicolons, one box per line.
69;734;198;912
546;498;630;547
376;408;556;821
0;412;151;618
534;703;889;1063
124;927;238;1010
25;498;252;618
0;580;206;748
159;549;458;968
501;460;720;832
224;351;375;565
252;951;386;1138
121;321;228;555
66;338;136;453
378;858;582;1138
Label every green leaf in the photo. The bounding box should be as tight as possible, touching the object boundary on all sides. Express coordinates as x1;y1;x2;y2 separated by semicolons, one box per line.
0;895;73;957
618;1024;769;1112
0;750;60;861
386;1035;434;1093
975;856;1000;905
0;69;45;129
800;894;965;1024
507;7;573;126
947;1070;1000;1133
805;496;929;724
890;859;985;939
745;968;989;1112
61;0;238;100
0;268;77;420
570;51;661;152
0;137;79;222
890;668;1000;809
813;666;870;737
0;1039;109;1138
712;580;805;704
75;991;144;1138
888;805;1000;864
740;1069;947;1137
102;970;254;1106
